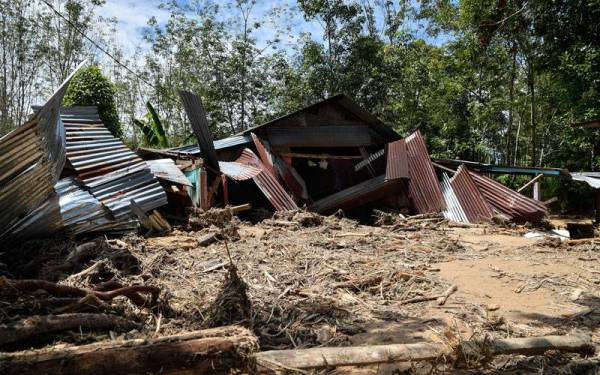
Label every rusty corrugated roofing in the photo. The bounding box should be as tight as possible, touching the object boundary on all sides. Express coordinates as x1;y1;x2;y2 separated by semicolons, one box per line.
222;149;297;211
406;131;445;214
450;166;494;223
385;139;409;180
469;170;547;222
250;132;275;175
219;161;262;181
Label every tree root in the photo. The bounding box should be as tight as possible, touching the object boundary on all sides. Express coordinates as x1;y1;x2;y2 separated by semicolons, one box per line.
0;277;160;308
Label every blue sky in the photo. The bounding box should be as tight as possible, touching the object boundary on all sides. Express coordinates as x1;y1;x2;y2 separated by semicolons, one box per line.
100;0;446;55
101;0;319;54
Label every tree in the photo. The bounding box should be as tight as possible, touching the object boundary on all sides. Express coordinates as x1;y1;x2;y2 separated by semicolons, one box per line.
63;64;122;138
133;101;168;148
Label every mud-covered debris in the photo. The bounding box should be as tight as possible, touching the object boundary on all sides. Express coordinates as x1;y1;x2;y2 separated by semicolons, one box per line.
292;211;323;227
204;264;252;328
187;207;234;230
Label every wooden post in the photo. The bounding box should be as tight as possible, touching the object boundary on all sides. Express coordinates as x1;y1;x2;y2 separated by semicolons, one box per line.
533;181;541;201
199;167;209;210
595;189;600;224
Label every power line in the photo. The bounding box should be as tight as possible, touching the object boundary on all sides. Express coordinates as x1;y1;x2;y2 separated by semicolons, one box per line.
39;0;157;90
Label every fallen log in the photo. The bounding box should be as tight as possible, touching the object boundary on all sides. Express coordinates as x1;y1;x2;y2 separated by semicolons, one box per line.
0;325;258;375
229;203;252;214
253;334;593;373
459;334;594;358
0;314;137;346
254;342;448;372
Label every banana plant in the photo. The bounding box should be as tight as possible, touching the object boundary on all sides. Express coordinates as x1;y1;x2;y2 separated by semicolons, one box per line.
133;101;169;148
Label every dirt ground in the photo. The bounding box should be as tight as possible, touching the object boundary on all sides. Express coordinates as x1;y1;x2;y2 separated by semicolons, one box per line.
1;210;599;373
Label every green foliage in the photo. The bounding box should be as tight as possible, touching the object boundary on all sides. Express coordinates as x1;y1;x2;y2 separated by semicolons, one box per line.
63;65;122;138
133;102;169;148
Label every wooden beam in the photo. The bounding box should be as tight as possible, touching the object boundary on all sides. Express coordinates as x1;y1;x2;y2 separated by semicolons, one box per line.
432;161;456;174
278;152;363;160
253;334;593;373
518;173;544;193
0;326;258;375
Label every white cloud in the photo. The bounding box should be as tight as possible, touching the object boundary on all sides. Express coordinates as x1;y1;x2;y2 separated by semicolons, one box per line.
100;0;171;53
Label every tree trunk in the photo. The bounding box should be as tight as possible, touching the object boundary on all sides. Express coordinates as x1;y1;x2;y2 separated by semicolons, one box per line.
253;335;593;373
505;48;516;164
528;59;537;166
0;326;258;375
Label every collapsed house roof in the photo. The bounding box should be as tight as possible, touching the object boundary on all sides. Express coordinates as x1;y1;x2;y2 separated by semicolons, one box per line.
0;62;83;240
0;63;169;241
62;107;167;221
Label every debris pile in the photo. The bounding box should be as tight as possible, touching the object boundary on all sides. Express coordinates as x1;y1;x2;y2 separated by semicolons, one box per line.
0;63;168;242
1;212;598;373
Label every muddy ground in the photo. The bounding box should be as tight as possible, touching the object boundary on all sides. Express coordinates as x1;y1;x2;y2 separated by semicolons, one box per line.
1;210;599;373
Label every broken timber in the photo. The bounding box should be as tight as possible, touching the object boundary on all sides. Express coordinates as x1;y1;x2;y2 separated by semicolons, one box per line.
0;326;258;375
253;334;594;372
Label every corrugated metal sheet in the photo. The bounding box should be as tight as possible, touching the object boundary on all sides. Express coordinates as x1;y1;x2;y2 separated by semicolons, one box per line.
86;167;167;221
250;132;275;175
309;175;403;214
385;139;409;180
146;159;192;187
572;172;600;189
355;149;384;172
406;131;445;213
450;166;494;223
219;161;262;181
441;173;468;223
224;148;297;211
469;170;547;222
434;158;568;176
266;125;372;148
165;135;252;156
179;90;220;173
61;107;168;221
63;110;144;182
54;177;131;235
0;61;86;241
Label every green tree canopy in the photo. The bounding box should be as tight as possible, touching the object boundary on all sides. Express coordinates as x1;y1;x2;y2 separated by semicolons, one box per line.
63;64;122;138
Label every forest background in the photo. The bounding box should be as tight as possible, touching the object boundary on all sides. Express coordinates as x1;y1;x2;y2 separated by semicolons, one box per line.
1;0;599;208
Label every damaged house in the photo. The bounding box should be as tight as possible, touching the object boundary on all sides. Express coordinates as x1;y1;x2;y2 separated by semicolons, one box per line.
0;61;550;244
141;92;547;225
